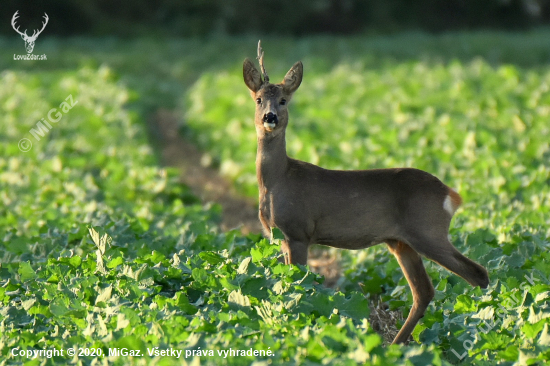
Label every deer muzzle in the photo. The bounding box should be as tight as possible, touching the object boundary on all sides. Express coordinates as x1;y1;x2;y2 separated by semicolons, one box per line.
263;112;278;130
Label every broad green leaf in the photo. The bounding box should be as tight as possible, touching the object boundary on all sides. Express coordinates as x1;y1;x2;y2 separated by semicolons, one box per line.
49;298;69;317
18;262;37;282
107;256;123;268
69;255;82;268
199;251;224;265
334;293;370;320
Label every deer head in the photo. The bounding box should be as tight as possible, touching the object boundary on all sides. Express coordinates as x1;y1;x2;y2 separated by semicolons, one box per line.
12;11;49;54
243;41;303;138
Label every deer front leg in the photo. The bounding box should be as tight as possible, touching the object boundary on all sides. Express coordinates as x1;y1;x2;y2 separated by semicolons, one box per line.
387;240;435;344
281;239;308;265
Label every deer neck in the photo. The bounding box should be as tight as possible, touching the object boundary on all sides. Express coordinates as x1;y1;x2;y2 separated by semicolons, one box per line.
256;131;289;189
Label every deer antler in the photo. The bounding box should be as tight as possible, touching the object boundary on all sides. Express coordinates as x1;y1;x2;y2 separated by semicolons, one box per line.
30;13;49;40
257;40;269;84
11;11;28;37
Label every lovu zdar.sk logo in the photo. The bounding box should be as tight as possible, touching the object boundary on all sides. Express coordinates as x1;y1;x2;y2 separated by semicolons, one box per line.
12;10;48;60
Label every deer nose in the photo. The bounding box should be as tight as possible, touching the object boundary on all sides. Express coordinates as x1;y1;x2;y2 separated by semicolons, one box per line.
263;112;278;124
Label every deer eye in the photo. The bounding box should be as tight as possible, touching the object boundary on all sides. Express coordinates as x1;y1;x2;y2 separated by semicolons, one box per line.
280;98;287;106
256;98;262;105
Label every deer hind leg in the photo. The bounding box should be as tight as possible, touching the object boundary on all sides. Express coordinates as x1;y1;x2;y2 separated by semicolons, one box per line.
281;239;308;265
405;234;489;289
387;240;435;345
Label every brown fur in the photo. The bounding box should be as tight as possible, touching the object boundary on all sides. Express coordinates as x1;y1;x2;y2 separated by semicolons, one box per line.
243;52;489;345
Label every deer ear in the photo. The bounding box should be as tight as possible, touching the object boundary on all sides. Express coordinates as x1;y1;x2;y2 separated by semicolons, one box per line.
243;58;263;93
282;61;303;94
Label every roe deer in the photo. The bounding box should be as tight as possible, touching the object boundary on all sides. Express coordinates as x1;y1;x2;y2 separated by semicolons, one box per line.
243;41;489;345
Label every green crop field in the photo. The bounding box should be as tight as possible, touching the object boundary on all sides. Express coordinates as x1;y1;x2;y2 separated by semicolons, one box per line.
1;31;550;365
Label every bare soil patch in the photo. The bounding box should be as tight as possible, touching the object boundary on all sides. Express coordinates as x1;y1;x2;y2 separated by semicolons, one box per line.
149;109;261;234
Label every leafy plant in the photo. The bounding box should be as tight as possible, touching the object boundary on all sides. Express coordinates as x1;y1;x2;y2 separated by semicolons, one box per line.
182;35;550;364
2;32;550;365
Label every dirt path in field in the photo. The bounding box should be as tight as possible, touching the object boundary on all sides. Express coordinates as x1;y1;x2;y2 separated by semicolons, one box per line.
148;109;262;234
148;109;400;342
148;109;260;234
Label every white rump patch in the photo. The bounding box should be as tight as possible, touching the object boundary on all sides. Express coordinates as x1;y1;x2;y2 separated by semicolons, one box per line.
443;195;455;215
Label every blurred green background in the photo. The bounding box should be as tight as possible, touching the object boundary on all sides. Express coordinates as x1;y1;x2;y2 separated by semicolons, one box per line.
2;2;550;365
1;0;550;37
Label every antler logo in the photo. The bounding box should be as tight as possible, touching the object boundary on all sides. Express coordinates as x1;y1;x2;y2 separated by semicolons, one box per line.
11;11;49;54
